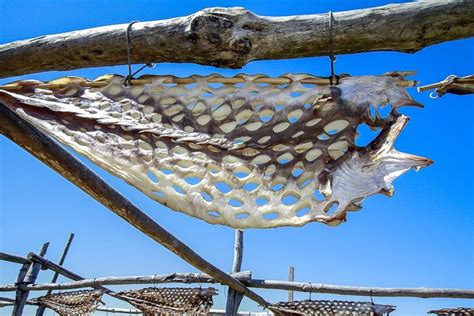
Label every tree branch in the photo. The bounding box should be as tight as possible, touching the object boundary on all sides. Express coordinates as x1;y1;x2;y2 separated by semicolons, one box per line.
0;1;473;78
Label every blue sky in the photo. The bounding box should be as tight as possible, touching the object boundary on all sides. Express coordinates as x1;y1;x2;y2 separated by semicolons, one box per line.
0;0;473;315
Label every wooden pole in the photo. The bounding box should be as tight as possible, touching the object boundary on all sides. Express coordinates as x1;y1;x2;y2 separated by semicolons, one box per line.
247;279;474;299
0;253;30;265
288;266;294;302
35;233;75;316
0;104;270;309
0;1;473;78
12;243;49;316
225;230;244;316
0;272;252;292
0;272;473;299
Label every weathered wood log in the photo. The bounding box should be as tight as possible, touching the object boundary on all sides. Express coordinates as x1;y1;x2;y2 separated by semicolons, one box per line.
0;252;30;265
1;272;473;299
247;279;474;299
35;233;75;316
13;243;49;316
0;1;473;78
0;104;270;309
225;230;244;316
0;272;252;292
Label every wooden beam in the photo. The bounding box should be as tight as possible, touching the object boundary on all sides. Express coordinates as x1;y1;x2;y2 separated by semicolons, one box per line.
225;230;244;316
0;1;473;78
0;104;270;309
1;272;473;299
0;253;30;265
12;243;49;316
247;279;474;299
0;272;252;292
35;233;75;316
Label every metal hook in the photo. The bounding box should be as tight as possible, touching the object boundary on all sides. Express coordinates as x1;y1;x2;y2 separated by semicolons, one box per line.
328;11;338;85
125;21;155;86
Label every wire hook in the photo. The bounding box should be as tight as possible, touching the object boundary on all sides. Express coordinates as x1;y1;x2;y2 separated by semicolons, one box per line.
328;11;338;85
125;21;155;86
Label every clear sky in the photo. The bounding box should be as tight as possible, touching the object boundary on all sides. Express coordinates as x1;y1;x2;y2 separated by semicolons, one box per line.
0;0;473;315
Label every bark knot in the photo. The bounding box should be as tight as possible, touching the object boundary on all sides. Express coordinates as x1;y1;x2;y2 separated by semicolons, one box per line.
229;37;252;55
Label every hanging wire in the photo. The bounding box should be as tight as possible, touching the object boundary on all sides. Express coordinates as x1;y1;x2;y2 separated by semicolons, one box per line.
429;74;457;99
328;11;338;85
125;21;155;86
308;282;312;300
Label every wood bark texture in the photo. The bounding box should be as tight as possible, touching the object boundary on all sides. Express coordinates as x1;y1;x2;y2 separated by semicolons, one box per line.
0;1;473;78
35;233;75;316
0;104;270;309
0;272;252;292
225;230;244;315
13;243;49;316
1;273;473;299
0;253;30;265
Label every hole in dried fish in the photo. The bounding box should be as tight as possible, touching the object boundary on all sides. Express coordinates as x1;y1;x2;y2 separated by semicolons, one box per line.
272;183;284;191
185;176;202;185
378;103;392;118
256;196;269;206
146;171;159;183
243;182;259;192
282;193;300;206
292;168;304;177
290;91;304;97
208;82;225;89
325;201;339;215
263;212;279;220
235;213;250;219
313;189;325;202
207;210;220;217
160;168;174;175
234;171;250;179
201;192;213;202
228;198;243;207
215;181;232;194
356;123;381;147
296;206;311;217
173;184;186;195
152;191;165;198
299;178;311;188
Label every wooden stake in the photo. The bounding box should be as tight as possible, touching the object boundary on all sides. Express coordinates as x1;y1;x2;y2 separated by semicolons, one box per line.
35;233;75;316
288;266;294;302
12;243;49;316
225;230;244;316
